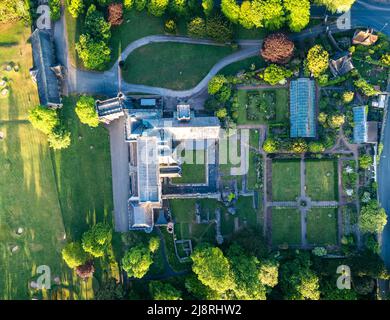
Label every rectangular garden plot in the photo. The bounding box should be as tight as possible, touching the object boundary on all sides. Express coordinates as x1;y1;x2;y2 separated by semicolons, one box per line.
305;160;338;201
307;208;338;246
271;160;301;201
271;208;301;246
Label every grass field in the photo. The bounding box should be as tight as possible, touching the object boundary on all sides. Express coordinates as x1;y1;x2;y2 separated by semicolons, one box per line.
122;42;233;90
307;208;338;246
236;88;289;125
0;22;68;299
271;160;301;201
305;160;338;201
220;56;265;76
171;149;207;184
271;208;301;245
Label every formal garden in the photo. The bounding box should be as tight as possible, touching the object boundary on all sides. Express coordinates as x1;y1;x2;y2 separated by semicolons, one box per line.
236;88;289;125
271;208;301;246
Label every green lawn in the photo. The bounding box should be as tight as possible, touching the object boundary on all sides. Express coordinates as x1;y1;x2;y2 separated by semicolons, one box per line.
220;56;265;76
171;149;207;184
247;129;260;190
236;88;289;125
305;160;338;201
307;208;338;246
271;208;301;245
0;22;68;299
271;160;301;201
235;196;258;228
122;42;233;90
219;131;241;181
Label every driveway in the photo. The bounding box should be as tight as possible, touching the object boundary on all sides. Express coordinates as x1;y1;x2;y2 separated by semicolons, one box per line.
108;118;129;232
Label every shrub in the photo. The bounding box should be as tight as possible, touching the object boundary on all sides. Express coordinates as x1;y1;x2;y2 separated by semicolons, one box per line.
135;0;147;11
205;15;233;43
359;154;373;170
187;17;207;38
75;95;99;127
263;64;293;85
290;139;308;153
164;19;177;34
308;141;325;153
148;0;169;17
62;242;88;269
50;0;61;21
354;78;379;97
380;53;390;67
208;75;227;94
263;138;279;153
342;91;354;103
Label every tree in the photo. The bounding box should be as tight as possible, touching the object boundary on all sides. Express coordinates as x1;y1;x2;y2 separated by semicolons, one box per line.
258;260;279;288
238;1;259;29
149;281;182;300
108;3;124;26
284;0;310;32
190;245;235;294
314;0;355;13
309;141;325;153
254;0;284;30
185;275;221;299
188;17;207;38
328;114;345;129
290;139;308;153
227;244;267;300
221;0;240;24
170;0;187;16
321;280;358;300
62;242;88;269
135;0;147;11
260;33;294;64
280;253;320;300
202;0;213;16
208;75;227;94
68;0;84;18
318;112;328;126
354;79;379;97
50;0;61;21
28;105;59;135
124;0;134;10
205;15;233;43
263;138;279;153
306;45;329;77
342;91;354;103
359;154;373;170
0;0;31;23
48;127;71;150
263;64;293;85
75;95;99;127
380;53;390;67
216;108;228;119
148;0;169;17
76;34;111;70
122;245;153;278
76;261;95;280
85;4;111;42
82;223;112;258
95;278;125;300
149;237;160;253
359;200;387;234
216;85;231;102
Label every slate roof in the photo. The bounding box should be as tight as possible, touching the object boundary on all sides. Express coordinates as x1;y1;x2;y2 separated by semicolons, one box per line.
353;106;368;144
30;29;62;107
290;78;316;138
329;52;355;77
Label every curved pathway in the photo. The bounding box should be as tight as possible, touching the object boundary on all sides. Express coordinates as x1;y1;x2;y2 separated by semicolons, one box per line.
56;18;343;99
